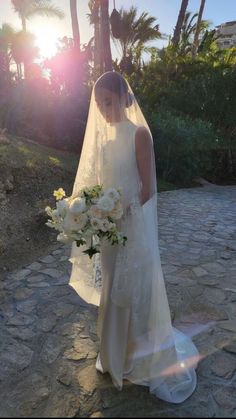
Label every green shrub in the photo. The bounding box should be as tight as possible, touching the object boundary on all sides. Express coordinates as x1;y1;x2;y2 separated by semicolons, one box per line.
150;108;226;185
161;67;236;135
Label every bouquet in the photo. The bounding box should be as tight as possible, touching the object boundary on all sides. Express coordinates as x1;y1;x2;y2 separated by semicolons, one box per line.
45;185;127;258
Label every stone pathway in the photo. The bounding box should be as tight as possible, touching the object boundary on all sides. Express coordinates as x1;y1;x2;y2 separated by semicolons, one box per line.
0;184;236;418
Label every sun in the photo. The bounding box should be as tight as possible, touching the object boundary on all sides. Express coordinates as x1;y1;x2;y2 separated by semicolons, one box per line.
34;26;59;58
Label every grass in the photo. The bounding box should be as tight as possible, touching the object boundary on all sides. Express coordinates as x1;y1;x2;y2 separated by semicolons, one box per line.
0;135;79;173
0;134;188;193
157;178;178;192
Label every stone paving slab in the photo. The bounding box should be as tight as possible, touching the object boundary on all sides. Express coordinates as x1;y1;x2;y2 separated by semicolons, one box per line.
0;184;236;417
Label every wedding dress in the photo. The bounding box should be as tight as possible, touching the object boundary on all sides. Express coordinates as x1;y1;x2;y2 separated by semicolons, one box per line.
69;72;199;404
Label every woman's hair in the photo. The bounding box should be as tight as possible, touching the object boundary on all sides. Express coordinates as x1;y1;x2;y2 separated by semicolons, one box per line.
94;71;133;108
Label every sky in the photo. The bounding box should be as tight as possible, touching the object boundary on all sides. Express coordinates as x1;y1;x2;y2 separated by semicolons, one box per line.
1;0;236;60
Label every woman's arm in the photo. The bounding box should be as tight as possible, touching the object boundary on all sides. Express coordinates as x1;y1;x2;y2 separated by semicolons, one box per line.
135;126;153;206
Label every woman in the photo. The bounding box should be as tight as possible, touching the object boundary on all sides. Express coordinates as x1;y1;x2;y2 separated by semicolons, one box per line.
69;71;199;403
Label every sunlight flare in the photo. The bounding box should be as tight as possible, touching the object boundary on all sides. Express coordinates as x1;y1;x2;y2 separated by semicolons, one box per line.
34;25;58;58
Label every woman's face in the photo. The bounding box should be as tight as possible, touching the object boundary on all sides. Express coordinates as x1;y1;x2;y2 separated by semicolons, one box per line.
95;87;125;123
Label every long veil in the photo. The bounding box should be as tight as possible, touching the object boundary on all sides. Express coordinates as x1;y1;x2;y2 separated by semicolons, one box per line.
69;71;199;404
69;71;157;307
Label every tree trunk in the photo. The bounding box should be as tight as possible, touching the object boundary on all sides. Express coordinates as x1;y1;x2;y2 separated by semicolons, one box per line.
16;62;22;80
70;0;81;51
192;0;206;57
172;0;189;47
100;0;112;72
94;0;101;76
20;16;28;78
21;16;27;32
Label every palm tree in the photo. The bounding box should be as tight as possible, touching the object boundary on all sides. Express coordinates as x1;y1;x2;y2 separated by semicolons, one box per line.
88;0;101;75
197;29;218;57
0;24;15;78
70;0;80;51
87;0;100;75
192;0;206;57
0;26;39;80
113;6;161;72
11;0;64;33
11;30;39;79
179;11;210;56
179;11;198;54
172;0;189;46
11;0;63;77
100;0;112;71
88;0;112;76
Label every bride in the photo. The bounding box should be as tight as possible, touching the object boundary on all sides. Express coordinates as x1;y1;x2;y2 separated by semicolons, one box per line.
69;71;199;403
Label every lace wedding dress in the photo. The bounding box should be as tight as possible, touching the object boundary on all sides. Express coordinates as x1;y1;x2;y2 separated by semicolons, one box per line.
70;119;199;404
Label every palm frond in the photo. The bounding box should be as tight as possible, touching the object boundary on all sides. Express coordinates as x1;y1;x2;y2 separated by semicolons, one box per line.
26;3;64;19
115;6;160;60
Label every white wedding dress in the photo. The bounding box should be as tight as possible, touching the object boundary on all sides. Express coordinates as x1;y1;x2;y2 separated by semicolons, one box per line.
69;72;199;403
81;120;198;403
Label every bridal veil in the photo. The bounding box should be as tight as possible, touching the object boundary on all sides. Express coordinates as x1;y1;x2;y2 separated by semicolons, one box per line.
69;71;199;403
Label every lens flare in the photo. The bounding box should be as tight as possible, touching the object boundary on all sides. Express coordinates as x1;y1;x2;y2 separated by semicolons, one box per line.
34;25;58;58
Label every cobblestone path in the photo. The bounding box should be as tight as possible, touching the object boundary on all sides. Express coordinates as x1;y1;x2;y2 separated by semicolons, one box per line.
0;184;236;417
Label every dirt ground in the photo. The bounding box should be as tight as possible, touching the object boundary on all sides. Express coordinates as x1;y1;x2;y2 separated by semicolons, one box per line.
0;182;72;279
0;134;79;279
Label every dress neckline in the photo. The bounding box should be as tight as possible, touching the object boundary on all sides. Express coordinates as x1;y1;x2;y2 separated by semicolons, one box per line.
107;119;131;127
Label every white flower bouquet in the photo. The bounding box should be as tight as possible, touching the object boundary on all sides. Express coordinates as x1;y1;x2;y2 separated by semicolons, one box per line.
45;185;127;258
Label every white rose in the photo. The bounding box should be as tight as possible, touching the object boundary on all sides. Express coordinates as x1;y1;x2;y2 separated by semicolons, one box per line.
100;219;114;232
97;195;115;212
56;198;69;217
90;217;101;230
109;201;123;220
88;206;103;219
104;188;120;202
63;212;88;232
69;197;87;214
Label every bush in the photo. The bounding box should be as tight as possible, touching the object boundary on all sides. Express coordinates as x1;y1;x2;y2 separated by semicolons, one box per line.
129;59;236;185
1;78;90;153
150;108;226;185
161;67;236;136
